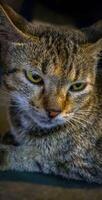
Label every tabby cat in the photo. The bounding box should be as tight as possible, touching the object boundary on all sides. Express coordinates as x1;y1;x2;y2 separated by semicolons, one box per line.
0;2;102;184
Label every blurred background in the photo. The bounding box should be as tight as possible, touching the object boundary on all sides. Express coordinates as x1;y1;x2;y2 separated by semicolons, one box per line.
2;0;102;27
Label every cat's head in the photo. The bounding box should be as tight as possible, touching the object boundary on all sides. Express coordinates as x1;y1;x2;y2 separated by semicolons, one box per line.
0;3;102;134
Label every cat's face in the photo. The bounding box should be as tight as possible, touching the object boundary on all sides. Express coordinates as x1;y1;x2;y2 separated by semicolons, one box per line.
0;3;101;133
2;37;99;131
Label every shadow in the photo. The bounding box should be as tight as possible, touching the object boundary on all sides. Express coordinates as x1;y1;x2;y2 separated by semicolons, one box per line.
0;171;102;188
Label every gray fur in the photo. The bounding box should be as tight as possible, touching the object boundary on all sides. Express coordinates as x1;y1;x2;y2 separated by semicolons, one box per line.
0;3;102;184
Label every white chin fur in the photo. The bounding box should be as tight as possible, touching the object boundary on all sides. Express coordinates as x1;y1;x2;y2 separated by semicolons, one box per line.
32;116;65;129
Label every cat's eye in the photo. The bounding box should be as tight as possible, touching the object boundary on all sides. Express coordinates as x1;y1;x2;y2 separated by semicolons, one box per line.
25;71;43;85
69;82;87;92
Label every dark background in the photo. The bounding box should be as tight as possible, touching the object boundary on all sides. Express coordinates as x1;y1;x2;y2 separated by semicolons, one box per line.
3;0;102;27
20;0;102;27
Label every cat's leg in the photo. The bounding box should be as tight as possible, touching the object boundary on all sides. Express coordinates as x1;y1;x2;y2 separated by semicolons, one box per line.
0;144;102;184
0;144;12;170
0;144;43;172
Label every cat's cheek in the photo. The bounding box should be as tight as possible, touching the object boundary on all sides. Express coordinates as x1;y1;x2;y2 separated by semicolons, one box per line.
62;98;75;116
20;115;32;130
3;76;17;91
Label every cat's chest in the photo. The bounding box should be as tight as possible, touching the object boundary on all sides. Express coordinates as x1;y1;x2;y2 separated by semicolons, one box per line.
28;130;94;161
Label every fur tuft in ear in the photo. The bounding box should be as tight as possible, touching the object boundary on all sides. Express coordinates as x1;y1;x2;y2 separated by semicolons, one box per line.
89;39;102;59
83;39;102;60
0;2;33;42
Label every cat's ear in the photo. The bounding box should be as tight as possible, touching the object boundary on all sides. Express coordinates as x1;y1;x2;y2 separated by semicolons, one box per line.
0;2;33;42
88;38;102;59
84;39;102;73
82;20;102;42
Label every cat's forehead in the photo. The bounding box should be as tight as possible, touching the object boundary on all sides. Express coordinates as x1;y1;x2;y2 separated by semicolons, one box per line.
12;30;91;78
26;36;94;81
26;32;77;70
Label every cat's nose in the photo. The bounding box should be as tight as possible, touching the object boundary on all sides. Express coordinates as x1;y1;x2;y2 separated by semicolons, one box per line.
47;109;61;118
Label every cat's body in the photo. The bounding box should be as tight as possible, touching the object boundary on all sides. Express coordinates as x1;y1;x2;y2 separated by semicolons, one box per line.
0;2;102;183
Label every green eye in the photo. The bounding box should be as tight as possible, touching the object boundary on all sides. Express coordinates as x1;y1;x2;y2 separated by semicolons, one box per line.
25;71;43;85
69;82;87;92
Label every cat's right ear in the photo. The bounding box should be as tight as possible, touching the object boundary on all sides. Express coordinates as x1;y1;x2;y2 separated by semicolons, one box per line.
0;2;33;42
82;20;102;42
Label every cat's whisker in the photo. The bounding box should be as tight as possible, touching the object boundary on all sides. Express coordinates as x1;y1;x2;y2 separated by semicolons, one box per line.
73;116;92;126
70;117;86;127
76;109;100;114
65;119;75;129
76;110;102;118
79;109;97;112
65;117;80;130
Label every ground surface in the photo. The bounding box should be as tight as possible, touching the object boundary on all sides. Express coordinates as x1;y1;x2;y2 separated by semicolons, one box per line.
0;181;102;200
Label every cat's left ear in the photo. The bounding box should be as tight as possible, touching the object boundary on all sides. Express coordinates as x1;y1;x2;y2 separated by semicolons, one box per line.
0;2;33;42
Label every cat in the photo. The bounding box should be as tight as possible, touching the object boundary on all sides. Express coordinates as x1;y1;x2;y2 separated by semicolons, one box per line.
0;2;102;184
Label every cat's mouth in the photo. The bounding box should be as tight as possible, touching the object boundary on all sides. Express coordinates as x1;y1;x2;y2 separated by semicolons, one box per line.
34;116;65;129
30;110;65;129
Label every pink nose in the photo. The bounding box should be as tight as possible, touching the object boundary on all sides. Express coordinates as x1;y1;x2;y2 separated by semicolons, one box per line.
47;110;61;118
